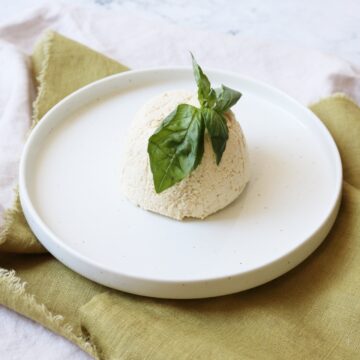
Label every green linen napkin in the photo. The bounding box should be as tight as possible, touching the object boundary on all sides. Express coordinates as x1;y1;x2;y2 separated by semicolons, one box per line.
0;31;360;360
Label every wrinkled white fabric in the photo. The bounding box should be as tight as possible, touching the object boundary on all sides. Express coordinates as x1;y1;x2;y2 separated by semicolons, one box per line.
0;41;33;227
0;4;360;359
0;306;90;360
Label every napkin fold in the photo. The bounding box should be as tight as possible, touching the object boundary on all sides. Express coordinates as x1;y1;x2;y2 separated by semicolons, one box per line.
0;32;359;360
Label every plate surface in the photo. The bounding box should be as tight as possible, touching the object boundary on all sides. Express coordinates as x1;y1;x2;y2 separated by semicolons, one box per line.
19;68;342;298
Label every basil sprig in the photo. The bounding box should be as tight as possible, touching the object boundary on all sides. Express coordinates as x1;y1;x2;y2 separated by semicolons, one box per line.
148;54;242;193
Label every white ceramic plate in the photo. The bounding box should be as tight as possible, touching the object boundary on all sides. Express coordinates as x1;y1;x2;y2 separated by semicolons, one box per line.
19;68;342;299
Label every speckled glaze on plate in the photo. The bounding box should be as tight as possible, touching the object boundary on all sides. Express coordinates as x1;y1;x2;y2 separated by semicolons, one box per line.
19;68;342;299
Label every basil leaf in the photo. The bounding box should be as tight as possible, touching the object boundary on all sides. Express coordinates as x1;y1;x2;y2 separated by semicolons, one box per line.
148;104;205;193
214;85;242;113
202;108;229;165
191;53;216;108
147;54;243;192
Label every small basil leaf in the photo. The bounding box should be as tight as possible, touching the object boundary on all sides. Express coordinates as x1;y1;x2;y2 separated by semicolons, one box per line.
148;104;205;193
191;53;216;108
214;85;242;112
202;108;229;165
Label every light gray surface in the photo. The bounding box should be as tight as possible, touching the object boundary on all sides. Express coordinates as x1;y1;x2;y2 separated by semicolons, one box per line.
2;0;360;64
0;1;358;359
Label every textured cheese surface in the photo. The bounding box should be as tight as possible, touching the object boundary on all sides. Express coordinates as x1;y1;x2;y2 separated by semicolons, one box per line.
120;91;249;220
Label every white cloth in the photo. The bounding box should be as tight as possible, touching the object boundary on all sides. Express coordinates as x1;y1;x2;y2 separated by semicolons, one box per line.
0;4;359;359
